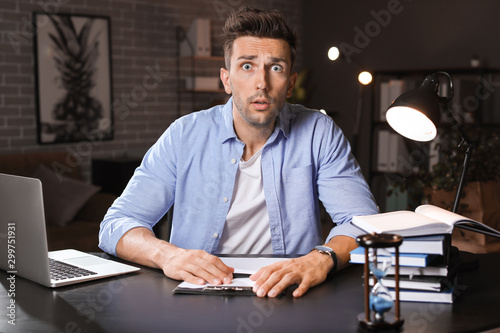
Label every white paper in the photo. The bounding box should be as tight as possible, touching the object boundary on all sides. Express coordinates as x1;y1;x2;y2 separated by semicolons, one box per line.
177;278;254;290
219;257;289;274
176;257;290;290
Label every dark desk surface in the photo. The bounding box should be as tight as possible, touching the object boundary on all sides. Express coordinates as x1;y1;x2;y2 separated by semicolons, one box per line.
1;251;499;333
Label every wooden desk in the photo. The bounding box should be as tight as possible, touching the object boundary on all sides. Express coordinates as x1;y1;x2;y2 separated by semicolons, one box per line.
1;252;499;333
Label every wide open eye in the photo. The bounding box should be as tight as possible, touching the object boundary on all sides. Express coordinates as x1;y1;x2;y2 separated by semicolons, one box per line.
271;65;283;72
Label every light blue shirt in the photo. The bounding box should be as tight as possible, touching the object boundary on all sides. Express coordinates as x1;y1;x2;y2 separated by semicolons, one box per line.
99;98;378;256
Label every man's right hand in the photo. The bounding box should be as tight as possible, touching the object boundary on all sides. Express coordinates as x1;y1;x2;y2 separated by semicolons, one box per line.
161;248;234;285
116;227;234;285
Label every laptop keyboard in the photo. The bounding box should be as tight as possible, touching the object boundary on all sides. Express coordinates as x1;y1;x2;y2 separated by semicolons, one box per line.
49;258;98;281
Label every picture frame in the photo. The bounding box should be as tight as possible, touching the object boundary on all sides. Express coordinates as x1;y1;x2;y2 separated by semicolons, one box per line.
33;12;113;144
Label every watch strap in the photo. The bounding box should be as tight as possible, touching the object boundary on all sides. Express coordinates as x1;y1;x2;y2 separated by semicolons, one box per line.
311;246;338;274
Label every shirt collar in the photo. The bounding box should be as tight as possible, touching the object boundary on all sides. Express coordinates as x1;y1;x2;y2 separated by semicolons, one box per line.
221;97;237;143
276;103;291;139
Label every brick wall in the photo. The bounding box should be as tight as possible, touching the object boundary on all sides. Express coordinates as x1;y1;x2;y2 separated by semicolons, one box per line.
0;0;303;181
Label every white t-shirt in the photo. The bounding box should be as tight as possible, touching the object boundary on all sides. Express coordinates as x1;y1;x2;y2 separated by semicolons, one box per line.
216;147;272;254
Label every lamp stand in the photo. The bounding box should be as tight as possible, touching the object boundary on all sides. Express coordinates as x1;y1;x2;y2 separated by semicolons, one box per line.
436;74;474;214
452;140;473;213
451;125;474;214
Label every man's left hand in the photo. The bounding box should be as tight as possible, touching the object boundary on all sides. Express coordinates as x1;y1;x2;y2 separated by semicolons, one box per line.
249;250;333;298
249;235;356;297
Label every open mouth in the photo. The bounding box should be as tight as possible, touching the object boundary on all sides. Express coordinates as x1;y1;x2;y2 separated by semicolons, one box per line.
251;99;271;110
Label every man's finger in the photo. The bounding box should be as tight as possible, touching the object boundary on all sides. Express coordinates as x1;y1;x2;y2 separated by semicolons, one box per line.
291;278;314;297
194;254;234;284
253;269;295;297
183;253;234;284
177;270;205;285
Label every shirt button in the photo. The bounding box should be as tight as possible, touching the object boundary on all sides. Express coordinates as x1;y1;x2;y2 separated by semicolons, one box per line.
223;197;229;202
231;158;237;164
213;233;218;238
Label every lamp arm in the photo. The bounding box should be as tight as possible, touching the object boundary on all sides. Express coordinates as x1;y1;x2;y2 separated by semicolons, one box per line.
455;124;474;148
452;142;473;213
452;122;475;213
434;71;474;213
434;71;454;101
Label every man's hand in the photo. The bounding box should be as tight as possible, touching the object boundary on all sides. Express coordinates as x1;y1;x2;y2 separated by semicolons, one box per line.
249;250;332;298
160;248;234;285
116;227;234;285
249;235;357;297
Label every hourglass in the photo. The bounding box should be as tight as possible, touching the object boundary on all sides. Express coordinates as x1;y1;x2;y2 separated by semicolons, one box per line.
357;233;404;330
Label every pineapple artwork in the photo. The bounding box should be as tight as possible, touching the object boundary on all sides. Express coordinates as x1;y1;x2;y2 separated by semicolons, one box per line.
34;13;112;144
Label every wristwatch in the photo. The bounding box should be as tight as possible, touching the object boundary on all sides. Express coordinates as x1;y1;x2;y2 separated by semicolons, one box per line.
311;245;338;273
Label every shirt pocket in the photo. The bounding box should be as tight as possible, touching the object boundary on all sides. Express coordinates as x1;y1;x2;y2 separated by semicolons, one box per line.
285;165;314;183
283;165;316;219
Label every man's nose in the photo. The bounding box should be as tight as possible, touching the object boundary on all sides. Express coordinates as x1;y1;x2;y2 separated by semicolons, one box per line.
255;67;268;90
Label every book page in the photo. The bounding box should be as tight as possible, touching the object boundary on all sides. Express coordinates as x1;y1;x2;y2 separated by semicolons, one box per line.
416;205;500;238
415;204;476;225
352;210;451;236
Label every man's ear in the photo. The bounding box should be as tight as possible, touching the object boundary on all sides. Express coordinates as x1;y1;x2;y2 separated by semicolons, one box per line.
220;68;232;95
286;71;298;99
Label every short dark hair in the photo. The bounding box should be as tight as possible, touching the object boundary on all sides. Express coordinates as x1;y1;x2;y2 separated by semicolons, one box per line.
222;7;297;71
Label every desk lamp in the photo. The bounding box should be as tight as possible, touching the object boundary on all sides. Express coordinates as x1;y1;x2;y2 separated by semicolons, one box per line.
385;71;474;213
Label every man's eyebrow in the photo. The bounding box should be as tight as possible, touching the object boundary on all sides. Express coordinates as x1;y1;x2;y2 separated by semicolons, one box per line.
269;56;287;64
235;55;288;64
236;55;257;61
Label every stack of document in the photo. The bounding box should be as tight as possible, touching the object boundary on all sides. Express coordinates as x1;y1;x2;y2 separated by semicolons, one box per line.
349;235;457;303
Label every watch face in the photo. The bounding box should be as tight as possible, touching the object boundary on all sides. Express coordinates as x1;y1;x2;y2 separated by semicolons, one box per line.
316;246;333;253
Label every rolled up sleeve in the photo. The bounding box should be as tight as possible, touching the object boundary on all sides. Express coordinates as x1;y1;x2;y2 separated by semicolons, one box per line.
98;129;177;256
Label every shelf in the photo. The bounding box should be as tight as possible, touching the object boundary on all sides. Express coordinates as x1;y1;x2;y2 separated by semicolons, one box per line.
369;68;500;212
176;23;227;115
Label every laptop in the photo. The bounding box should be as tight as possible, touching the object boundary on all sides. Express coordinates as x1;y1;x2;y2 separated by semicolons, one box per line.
0;172;140;287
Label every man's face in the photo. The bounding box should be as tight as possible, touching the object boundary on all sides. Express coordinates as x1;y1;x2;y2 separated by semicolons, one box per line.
220;36;297;130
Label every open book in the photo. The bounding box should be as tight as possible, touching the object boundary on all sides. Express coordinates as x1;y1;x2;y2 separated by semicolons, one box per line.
352;204;500;238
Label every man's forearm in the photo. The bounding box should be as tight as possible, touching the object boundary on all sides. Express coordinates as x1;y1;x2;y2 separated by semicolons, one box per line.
115;227;234;285
115;227;179;270
323;235;358;272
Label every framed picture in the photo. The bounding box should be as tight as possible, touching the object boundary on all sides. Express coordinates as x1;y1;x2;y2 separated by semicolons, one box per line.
33;12;113;144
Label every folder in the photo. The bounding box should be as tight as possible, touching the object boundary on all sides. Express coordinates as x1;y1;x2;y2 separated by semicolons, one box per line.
180;18;211;57
173;276;255;295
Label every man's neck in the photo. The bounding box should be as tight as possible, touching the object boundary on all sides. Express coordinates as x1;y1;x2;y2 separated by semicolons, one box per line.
233;117;275;162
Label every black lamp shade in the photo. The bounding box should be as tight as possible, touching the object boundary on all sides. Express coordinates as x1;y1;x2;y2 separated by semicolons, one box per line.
385;75;442;142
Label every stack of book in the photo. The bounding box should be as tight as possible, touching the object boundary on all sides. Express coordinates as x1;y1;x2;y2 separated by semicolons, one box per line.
350;204;500;303
350;234;457;303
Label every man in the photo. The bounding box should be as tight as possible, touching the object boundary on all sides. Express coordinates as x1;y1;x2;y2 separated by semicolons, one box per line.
99;7;378;298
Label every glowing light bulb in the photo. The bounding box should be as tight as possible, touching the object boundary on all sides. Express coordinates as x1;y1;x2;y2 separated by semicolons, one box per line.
358;71;373;85
328;47;340;61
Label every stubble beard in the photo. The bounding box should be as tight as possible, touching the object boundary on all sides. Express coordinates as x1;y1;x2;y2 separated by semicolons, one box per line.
233;91;282;129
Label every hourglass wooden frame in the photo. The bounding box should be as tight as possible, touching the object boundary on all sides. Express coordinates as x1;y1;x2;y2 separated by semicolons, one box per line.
357;233;404;330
